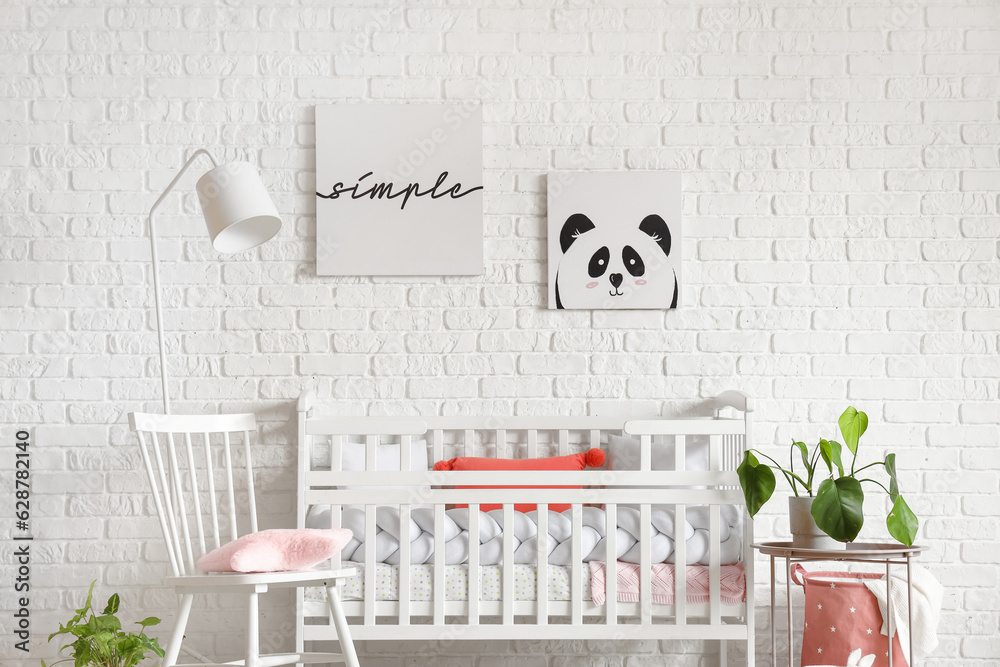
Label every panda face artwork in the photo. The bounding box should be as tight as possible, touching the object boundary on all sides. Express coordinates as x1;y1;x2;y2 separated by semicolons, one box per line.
554;213;678;309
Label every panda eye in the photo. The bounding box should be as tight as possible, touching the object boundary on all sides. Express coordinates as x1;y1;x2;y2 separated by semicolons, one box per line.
588;246;610;278
623;245;645;277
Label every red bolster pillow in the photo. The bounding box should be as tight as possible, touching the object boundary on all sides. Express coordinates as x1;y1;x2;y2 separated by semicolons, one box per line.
432;449;606;513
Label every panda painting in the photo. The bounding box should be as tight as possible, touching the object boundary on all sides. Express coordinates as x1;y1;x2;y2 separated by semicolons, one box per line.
547;171;682;310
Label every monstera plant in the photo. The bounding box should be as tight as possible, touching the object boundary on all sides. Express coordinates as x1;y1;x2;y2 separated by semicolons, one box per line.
738;406;919;546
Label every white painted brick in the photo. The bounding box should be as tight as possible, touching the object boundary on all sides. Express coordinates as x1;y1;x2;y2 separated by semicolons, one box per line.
1;5;998;665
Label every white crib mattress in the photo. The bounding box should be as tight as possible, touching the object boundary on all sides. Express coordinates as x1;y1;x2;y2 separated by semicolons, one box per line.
303;562;746;615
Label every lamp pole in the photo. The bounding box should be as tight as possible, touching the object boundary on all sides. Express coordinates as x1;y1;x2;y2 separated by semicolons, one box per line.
146;149;218;414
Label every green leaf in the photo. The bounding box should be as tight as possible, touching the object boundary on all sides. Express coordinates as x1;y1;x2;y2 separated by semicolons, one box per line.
827;440;844;477
884;453;900;499
136;616;161;628
792;440;810;474
72;639;91;667
887;495;918;546
737;451;776;517
818;439;833;474
812;477;865;542
94;615;121;633
838;406;868;456
102;593;120;616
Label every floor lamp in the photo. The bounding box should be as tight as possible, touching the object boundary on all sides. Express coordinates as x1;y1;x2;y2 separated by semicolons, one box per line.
147;150;281;414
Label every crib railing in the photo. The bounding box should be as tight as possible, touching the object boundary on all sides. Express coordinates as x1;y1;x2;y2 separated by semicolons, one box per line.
295;390;754;655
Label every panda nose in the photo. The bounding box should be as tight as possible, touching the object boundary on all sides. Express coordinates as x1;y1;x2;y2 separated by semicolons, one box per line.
610;273;623;288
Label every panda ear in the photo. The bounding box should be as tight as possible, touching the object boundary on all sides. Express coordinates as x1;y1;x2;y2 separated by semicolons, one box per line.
639;214;671;257
560;213;595;253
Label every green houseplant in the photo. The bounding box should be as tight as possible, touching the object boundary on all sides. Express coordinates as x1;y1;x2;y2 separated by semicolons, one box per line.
737;406;919;546
42;581;163;667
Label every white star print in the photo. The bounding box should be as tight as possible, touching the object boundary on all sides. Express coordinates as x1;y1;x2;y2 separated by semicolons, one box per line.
818;604;823;610
830;582;836;588
867;628;873;635
805;622;809;628
850;607;856;613
830;626;836;632
818;648;823;654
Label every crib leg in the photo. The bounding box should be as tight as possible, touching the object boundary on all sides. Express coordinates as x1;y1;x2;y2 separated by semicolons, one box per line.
720;639;727;666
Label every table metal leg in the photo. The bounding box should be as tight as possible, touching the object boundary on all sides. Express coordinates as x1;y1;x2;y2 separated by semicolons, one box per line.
886;561;893;667
786;557;793;667
907;556;914;667
770;556;776;667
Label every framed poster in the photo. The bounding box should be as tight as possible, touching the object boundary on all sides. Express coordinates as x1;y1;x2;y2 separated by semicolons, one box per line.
547;171;682;310
315;104;483;275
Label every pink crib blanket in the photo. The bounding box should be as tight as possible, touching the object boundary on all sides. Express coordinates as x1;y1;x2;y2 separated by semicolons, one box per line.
589;561;746;606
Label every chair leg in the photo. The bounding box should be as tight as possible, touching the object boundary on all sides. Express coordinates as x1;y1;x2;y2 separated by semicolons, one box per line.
246;587;261;667
326;585;359;667
163;594;194;667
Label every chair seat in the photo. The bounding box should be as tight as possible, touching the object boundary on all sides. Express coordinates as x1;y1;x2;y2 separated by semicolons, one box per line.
166;567;357;592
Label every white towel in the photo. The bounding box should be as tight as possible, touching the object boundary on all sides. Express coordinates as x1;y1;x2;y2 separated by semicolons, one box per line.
863;563;943;663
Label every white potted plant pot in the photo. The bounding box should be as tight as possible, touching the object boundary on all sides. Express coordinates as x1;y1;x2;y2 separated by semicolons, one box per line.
789;496;844;550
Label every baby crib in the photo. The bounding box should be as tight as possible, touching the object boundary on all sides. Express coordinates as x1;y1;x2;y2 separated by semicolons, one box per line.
295;390;755;665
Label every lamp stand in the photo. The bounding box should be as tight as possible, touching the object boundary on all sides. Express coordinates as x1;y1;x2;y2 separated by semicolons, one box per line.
147;149;218;414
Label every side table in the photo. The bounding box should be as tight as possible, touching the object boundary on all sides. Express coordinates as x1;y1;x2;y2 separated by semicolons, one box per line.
752;542;927;667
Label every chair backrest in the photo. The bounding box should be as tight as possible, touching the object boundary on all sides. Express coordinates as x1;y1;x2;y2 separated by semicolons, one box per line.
129;412;258;577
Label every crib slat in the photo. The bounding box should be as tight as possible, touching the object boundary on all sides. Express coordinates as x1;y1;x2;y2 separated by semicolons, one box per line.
640;434;651;472
465;429;475;458
675;503;687;626
400;434;411;473
605;502;617;626
365;506;376;626
571;504;582;625
365;435;377;475
675;434;686;472
640;502;651;627
399;504;410;626
527;430;537;459
558;430;569;456
330;436;343;571
537;504;548;626
496;429;506;458
432;429;443;464
710;434;721;472
589;429;600;451
468;504;479;626
434;504;446;626
503;503;514;626
710;503;721;625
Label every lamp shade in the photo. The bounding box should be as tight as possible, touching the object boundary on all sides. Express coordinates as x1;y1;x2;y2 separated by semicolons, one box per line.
196;161;281;254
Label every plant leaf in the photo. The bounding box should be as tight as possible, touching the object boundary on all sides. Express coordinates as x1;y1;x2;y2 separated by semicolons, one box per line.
737;451;776;517
887;495;918;546
136;616;161;628
102;593;120;616
884;453;900;499
812;477;865;542
94;615;121;632
827;440;844;477
838;406;868;456
792;440;810;474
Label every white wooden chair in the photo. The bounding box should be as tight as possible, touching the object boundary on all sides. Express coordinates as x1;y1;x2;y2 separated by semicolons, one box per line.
129;412;359;667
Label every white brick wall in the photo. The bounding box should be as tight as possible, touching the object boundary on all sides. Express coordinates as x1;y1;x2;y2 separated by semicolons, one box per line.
1;0;999;664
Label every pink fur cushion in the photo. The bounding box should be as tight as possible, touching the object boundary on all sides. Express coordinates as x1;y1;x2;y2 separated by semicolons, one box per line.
198;528;353;573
